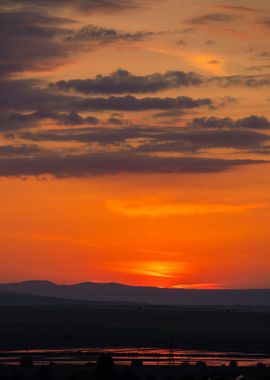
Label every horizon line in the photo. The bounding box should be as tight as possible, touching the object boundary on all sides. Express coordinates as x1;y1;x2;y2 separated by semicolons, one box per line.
1;279;270;291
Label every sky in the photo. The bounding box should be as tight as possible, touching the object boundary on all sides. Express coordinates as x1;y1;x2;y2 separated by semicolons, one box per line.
1;0;270;289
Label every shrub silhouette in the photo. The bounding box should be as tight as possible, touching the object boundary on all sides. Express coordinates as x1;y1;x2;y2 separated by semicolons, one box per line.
229;360;238;368
195;361;207;367
95;353;115;380
20;357;33;367
131;359;143;367
257;362;266;368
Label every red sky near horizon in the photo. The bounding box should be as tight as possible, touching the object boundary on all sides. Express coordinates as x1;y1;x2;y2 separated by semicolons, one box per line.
0;0;270;289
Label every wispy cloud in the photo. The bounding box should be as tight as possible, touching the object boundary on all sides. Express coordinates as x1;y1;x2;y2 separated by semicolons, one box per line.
186;13;235;25
123;260;190;279
219;5;268;14
172;283;225;289
106;198;263;217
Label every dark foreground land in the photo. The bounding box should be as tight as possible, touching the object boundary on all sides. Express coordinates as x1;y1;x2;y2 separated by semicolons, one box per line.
0;364;270;380
0;305;270;353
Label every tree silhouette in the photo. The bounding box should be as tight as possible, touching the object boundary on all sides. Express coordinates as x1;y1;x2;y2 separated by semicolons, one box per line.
229;360;238;368
20;356;33;367
95;353;115;380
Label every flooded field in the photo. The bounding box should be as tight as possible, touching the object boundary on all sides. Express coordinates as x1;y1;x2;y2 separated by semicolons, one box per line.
0;347;269;367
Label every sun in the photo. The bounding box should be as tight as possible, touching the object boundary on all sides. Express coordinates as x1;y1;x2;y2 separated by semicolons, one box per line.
124;261;190;281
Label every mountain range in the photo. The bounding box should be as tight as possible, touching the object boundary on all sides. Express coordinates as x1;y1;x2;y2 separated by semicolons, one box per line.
0;281;270;306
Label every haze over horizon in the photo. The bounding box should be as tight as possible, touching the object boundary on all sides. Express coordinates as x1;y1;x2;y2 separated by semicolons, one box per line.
1;279;270;290
1;279;270;306
1;0;270;289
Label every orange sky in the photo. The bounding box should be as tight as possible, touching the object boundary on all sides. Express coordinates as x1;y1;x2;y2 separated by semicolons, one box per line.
0;0;270;288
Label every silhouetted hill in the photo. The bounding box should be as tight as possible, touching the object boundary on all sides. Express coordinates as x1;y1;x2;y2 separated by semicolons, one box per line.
0;291;94;306
0;281;270;305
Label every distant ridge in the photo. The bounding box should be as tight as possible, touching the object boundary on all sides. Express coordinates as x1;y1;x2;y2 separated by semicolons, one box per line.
0;281;270;306
0;291;93;306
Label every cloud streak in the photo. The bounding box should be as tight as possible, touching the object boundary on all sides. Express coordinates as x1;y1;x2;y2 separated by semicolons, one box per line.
52;69;204;95
76;95;212;111
0;10;155;77
67;25;154;43
20;117;270;150
106;200;261;218
0;0;148;13
106;199;262;217
0;152;263;178
186;13;235;25
51;70;270;96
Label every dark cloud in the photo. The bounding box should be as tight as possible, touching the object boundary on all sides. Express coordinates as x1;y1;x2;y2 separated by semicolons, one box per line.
210;74;270;87
10;111;99;126
0;79;212;128
186;13;235;25
66;25;153;43
21;119;270;151
0;109;99;132
153;110;185;118
135;141;197;153
236;115;270;130
0;9;154;77
176;39;187;45
180;27;195;34
21;128;137;144
0;0;147;13
76;95;212;111
0;1;267;180
51;69;203;95
0;79;77;112
3;114;269;177
0;10;72;32
211;96;239;109
0;10;73;76
220;5;265;13
191;115;270;130
107;117;125;126
51;70;270;98
207;60;220;65
260;17;270;28
256;51;270;60
246;64;270;72
0;112;27;132
0;152;263;178
0;144;41;156
21;125;177;145
141;129;269;151
205;40;214;45
175;129;268;149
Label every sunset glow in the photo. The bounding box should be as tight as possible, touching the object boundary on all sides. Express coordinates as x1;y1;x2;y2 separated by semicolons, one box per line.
1;0;270;289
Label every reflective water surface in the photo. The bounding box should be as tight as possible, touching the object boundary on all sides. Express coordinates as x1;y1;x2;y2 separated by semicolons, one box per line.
0;347;269;367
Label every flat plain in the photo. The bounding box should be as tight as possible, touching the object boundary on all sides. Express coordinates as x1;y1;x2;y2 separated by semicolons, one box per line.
0;305;269;353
